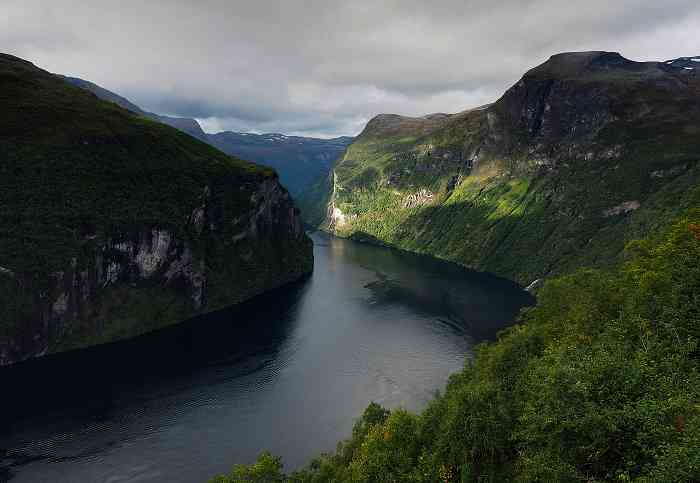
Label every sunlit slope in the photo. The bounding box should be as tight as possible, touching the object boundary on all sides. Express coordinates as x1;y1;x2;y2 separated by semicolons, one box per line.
310;52;700;284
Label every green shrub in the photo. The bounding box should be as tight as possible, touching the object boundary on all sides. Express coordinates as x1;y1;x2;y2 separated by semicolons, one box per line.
219;209;700;482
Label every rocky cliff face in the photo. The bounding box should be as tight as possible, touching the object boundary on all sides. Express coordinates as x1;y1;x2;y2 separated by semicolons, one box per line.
0;54;313;366
0;177;311;367
311;52;700;284
487;52;699;158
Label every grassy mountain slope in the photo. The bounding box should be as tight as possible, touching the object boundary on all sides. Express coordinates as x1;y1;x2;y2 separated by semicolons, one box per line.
309;52;700;285
61;76;353;196
0;54;312;365
218;205;700;482
60;75;210;140
210;51;700;482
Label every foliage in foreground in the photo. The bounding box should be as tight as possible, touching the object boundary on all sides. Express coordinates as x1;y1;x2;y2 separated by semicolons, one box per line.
212;210;700;482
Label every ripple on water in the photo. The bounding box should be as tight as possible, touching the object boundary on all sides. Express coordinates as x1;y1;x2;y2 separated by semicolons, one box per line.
0;233;533;482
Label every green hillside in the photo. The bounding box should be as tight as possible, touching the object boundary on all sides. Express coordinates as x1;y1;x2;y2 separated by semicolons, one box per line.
61;75;353;197
307;52;700;285
0;53;312;365
215;52;700;482
217;206;700;482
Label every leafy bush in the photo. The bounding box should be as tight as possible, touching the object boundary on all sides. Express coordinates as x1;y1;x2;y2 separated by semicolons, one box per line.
217;209;700;482
210;452;285;483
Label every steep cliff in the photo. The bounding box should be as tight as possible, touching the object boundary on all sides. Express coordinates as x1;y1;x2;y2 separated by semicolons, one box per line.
311;52;700;284
0;54;313;366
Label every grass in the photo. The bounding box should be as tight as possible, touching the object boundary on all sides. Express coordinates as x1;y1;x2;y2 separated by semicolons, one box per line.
309;67;700;284
0;53;312;361
0;54;274;275
226;52;700;481
215;208;700;482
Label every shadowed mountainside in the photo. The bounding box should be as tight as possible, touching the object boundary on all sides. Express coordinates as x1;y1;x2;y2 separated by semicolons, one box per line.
0;54;313;366
61;76;352;197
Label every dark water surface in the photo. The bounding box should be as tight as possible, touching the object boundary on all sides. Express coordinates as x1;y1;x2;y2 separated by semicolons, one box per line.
0;232;533;482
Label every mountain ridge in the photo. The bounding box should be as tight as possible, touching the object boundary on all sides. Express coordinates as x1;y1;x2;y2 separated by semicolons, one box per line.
60;76;353;196
217;51;700;482
306;51;700;284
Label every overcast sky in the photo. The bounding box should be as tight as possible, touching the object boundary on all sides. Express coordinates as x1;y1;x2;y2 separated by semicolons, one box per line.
3;0;699;137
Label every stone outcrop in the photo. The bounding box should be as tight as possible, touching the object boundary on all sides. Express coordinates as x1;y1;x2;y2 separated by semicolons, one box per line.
0;176;312;367
603;201;641;217
403;189;435;209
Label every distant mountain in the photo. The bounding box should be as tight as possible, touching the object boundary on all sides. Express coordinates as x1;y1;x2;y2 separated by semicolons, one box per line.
207;132;353;196
61;76;353;196
663;55;700;70
306;51;700;284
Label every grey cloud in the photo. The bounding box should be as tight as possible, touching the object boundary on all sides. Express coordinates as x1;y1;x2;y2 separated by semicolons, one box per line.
2;0;699;137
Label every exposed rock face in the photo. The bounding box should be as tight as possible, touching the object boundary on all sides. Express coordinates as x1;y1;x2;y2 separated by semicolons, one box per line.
483;52;693;162
525;279;544;292
0;176;311;367
0;54;313;366
313;51;700;284
329;207;347;229
603;201;641;217
403;189;435;209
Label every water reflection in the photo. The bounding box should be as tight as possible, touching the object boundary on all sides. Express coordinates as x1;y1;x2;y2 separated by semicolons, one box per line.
0;232;532;482
326;233;533;340
1;280;311;427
